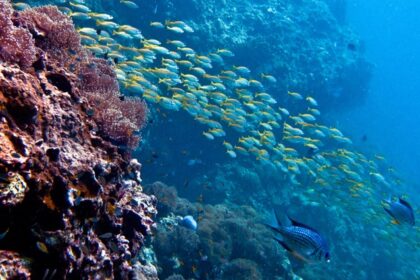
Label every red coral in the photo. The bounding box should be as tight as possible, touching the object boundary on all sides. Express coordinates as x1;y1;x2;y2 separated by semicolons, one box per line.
0;0;36;68
86;89;148;148
0;0;13;31
77;57;120;93
15;5;81;68
17;5;81;53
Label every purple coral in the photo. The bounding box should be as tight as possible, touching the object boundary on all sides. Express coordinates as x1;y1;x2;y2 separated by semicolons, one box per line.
17;5;81;59
85;89;148;148
0;0;36;68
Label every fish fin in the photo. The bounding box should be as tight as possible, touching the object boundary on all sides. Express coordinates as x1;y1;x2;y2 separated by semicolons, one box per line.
274;208;283;227
398;198;415;225
273;237;292;252
287;215;319;233
398;198;413;211
263;223;282;235
383;195;392;204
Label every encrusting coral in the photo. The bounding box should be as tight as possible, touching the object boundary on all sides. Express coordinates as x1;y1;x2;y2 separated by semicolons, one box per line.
0;1;155;278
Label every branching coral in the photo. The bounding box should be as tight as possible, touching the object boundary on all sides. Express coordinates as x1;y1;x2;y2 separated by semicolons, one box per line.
16;5;81;62
85;88;147;148
0;0;36;68
79;57;148;148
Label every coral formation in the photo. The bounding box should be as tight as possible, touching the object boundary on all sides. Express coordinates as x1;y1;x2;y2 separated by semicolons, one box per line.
0;1;155;278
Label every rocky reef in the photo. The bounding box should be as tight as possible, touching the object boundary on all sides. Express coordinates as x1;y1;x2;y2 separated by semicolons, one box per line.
156;0;371;109
0;1;156;278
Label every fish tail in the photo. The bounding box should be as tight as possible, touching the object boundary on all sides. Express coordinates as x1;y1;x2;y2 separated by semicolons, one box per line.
274;237;313;264
273;236;292;252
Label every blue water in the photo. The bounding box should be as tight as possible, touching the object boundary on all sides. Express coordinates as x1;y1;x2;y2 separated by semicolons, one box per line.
337;0;420;188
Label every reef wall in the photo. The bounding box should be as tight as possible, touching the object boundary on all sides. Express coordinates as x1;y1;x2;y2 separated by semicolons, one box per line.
0;1;156;278
157;0;372;109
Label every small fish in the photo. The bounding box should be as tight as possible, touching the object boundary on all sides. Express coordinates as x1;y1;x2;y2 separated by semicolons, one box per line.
0;228;9;240
99;232;113;239
69;2;91;12
266;212;330;263
226;150;237;158
288;91;303;100
12;2;31;10
167;26;184;34
88;12;114;21
383;197;415;226
120;0;139;9
70;12;91;21
180;215;198;231
36;241;49;254
150;22;165;29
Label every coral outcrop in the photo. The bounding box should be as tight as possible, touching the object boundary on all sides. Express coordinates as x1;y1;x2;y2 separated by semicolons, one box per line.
0;1;156;278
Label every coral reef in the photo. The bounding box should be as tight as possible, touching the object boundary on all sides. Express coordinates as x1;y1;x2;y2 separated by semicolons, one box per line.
0;1;155;278
145;181;296;280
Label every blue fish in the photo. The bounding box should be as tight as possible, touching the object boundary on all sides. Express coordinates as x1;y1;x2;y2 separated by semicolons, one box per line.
266;212;330;263
179;215;198;231
383;197;415;226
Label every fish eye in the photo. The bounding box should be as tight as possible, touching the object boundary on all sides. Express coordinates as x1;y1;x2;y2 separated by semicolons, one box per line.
325;252;330;262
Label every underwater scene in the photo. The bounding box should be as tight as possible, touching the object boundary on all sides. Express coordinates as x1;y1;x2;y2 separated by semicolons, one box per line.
0;0;418;279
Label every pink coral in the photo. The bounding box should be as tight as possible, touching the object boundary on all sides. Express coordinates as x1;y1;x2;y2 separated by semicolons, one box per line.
17;5;81;59
0;0;36;68
86;89;147;148
77;57;148;148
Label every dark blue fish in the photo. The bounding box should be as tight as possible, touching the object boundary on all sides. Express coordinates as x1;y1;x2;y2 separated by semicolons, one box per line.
383;197;415;226
266;212;330;263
